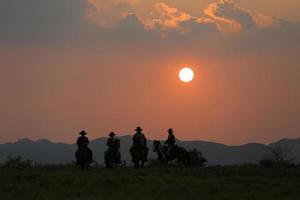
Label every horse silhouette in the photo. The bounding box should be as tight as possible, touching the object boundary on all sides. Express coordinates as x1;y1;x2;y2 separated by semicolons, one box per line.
76;146;93;171
105;138;121;168
131;146;147;168
153;140;191;167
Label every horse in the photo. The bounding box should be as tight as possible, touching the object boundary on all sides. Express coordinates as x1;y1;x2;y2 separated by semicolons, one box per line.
153;140;191;168
75;145;93;171
105;139;121;168
130;146;148;168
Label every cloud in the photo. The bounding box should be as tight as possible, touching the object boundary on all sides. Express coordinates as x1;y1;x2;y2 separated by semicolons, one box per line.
141;3;217;36
252;14;280;29
86;0;284;36
204;0;280;32
87;0;139;27
110;13;154;41
146;3;192;30
0;0;298;45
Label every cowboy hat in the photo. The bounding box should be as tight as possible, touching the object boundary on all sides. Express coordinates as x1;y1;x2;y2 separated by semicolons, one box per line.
79;130;87;135
109;132;116;137
168;128;174;133
135;126;143;131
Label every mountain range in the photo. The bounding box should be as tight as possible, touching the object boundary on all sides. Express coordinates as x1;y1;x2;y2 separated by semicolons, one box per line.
0;136;300;166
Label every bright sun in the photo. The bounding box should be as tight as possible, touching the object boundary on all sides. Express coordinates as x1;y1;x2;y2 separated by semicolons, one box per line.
179;67;194;83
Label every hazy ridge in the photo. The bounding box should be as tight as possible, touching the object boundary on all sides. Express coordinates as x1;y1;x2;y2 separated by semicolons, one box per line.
0;136;300;165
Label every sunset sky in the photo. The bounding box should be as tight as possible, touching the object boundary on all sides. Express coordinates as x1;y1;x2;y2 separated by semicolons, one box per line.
0;0;299;145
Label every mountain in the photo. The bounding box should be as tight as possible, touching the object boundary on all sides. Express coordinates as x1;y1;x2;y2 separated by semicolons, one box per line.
0;136;299;165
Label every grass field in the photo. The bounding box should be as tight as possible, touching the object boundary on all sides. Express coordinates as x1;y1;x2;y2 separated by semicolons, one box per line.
1;165;300;200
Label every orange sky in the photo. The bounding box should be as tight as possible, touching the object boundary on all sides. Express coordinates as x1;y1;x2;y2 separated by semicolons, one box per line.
0;0;299;145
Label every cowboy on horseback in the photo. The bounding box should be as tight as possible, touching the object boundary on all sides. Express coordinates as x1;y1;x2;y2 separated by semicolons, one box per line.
130;126;148;163
153;129;191;167
76;130;93;163
164;128;176;158
105;131;121;168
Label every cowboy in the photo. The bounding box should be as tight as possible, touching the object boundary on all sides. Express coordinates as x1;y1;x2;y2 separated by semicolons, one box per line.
106;132;116;150
130;126;148;162
76;130;93;162
105;131;121;165
77;130;89;147
164;128;176;157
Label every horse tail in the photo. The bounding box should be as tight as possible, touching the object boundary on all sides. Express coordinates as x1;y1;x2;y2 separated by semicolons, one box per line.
186;151;192;167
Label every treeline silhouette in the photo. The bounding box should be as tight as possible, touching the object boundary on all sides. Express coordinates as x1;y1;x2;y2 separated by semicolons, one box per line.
3;143;299;170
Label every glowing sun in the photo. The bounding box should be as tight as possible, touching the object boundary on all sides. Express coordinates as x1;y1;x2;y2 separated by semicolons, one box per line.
179;67;194;83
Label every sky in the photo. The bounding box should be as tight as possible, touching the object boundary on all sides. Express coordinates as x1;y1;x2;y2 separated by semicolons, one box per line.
0;0;299;145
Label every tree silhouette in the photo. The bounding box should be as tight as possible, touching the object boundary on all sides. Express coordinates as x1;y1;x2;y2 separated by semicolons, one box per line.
260;143;295;168
189;148;207;167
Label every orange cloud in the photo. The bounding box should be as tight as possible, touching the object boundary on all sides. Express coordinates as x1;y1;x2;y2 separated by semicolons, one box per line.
204;0;280;32
203;0;242;33
87;0;283;35
149;3;191;29
143;3;222;36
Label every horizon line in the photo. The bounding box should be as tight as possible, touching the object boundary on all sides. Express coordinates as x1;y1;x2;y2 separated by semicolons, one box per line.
1;135;299;147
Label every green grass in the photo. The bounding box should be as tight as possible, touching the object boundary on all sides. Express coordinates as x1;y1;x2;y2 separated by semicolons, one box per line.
1;165;300;200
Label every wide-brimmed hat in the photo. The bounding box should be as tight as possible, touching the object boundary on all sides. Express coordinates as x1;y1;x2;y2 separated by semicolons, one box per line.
135;126;143;132
168;128;174;133
79;130;87;135
109;132;116;137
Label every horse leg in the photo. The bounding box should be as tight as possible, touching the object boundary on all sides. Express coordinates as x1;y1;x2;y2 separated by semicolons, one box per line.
75;151;80;165
80;162;85;171
185;152;192;168
134;161;139;168
141;161;144;169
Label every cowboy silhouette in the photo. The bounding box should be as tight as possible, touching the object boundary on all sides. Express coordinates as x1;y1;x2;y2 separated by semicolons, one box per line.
130;126;148;162
76;130;93;163
164;128;176;157
105;131;121;168
106;132;116;150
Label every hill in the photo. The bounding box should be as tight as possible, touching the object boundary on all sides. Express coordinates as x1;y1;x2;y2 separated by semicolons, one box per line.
0;136;300;165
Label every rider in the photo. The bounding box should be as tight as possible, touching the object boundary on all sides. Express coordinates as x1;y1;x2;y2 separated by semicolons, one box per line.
106;131;116;150
130;126;148;162
105;131;121;164
76;130;93;162
163;128;176;157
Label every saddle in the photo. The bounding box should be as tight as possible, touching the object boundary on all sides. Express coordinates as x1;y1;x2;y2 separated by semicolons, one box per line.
164;144;177;158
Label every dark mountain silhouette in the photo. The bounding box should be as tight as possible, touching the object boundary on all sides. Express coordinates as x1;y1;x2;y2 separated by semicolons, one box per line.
0;136;299;165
